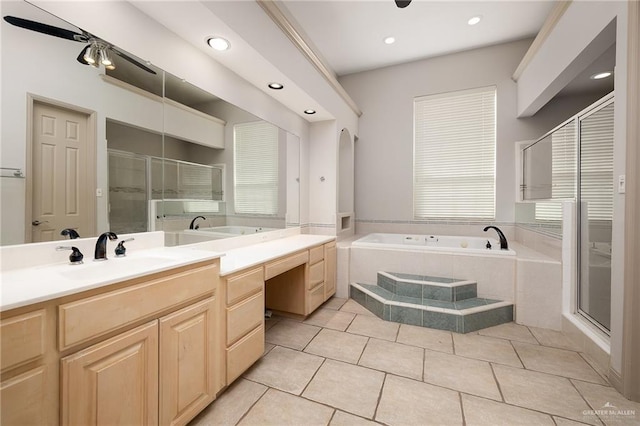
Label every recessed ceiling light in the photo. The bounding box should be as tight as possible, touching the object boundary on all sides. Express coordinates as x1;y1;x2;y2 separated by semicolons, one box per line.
467;16;482;26
590;71;612;80
384;36;396;45
268;82;284;90
304;109;316;115
207;36;230;51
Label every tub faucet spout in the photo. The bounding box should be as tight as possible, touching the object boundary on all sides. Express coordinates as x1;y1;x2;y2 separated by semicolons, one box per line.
483;226;508;250
189;216;206;230
95;232;118;260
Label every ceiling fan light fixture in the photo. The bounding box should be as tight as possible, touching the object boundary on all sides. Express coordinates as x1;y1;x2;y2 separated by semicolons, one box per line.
83;43;98;64
98;45;113;66
207;36;230;51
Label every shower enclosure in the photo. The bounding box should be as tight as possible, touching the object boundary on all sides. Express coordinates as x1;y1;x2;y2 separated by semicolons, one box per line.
521;93;614;333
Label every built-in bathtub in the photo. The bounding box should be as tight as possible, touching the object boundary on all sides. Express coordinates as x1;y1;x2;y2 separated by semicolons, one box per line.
352;233;516;255
348;233;517;302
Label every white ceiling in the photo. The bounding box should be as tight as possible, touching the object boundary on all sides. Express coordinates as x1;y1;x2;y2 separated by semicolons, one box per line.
279;0;557;76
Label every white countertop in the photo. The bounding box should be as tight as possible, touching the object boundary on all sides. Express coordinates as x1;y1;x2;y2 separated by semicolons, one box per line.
188;234;335;276
0;246;222;312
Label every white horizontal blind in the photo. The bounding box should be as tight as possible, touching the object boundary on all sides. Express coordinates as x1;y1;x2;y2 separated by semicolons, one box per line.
414;86;496;219
535;120;576;221
234;121;279;215
579;102;614;220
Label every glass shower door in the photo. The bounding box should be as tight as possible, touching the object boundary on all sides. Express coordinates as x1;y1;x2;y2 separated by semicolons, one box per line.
108;150;149;234
578;99;614;332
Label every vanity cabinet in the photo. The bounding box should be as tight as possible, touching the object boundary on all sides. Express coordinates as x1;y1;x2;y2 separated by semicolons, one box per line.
2;258;220;426
324;241;337;300
59;263;220;426
0;309;51;425
222;267;265;384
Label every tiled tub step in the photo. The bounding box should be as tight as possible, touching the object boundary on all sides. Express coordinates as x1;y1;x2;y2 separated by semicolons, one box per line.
378;271;477;302
350;282;513;334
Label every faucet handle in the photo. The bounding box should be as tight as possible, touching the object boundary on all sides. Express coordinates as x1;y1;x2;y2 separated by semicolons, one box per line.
56;246;84;265
115;238;134;257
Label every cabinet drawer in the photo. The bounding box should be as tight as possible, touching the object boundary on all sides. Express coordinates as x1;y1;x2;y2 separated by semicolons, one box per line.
264;251;309;280
308;260;325;290
227;292;264;346
307;284;325;315
226;267;264;306
226;325;264;384
309;246;324;265
59;263;217;351
1;310;46;371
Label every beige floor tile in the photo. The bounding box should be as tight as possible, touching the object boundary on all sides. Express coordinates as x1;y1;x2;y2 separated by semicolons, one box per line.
346;314;399;341
512;342;607;385
265;319;321;350
424;350;501;400
493;365;601;425
330;411;381;426
302;359;385;419
375;374;463;425
461;394;555;426
264;317;280;331
396;323;454;353
323;297;348;311
263;342;275;356
452;333;523;368
572;380;640;426
477;322;539;345
529;326;582;351
340;299;375;316
238;388;334;426
303;308;356;331
243;346;324;395
189;379;267;426
304;328;369;364
358;338;424;380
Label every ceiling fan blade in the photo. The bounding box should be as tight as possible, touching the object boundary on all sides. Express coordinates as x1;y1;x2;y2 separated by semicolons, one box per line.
395;0;412;8
112;48;157;74
3;16;86;41
77;45;90;65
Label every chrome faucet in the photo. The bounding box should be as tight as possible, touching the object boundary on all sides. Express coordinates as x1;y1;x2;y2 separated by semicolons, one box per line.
189;215;206;230
483;226;508;250
60;228;80;239
94;232;118;261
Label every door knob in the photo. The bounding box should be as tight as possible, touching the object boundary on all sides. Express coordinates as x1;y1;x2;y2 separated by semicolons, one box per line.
32;220;48;226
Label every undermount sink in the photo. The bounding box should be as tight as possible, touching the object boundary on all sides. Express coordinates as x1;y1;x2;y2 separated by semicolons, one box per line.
58;256;173;281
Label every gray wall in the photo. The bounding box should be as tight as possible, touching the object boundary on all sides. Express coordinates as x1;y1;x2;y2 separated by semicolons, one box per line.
339;39;589;224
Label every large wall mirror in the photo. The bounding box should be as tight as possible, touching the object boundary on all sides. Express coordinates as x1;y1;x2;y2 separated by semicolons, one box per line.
0;1;300;246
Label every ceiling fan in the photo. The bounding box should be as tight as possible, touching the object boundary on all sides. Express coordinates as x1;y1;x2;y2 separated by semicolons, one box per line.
395;0;412;8
3;15;156;74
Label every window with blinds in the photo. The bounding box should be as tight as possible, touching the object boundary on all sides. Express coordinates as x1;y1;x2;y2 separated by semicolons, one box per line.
413;86;496;219
579;101;614;220
535;120;577;221
234;121;279;215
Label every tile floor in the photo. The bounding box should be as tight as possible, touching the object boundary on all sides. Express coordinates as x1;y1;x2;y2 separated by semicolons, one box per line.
190;298;640;426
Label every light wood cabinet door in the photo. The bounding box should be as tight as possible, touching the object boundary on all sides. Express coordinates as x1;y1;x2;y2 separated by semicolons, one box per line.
324;242;337;300
160;297;217;426
1;366;47;425
60;321;159;426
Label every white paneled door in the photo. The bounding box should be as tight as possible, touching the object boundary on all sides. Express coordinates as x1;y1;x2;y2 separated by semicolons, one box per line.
31;102;93;242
